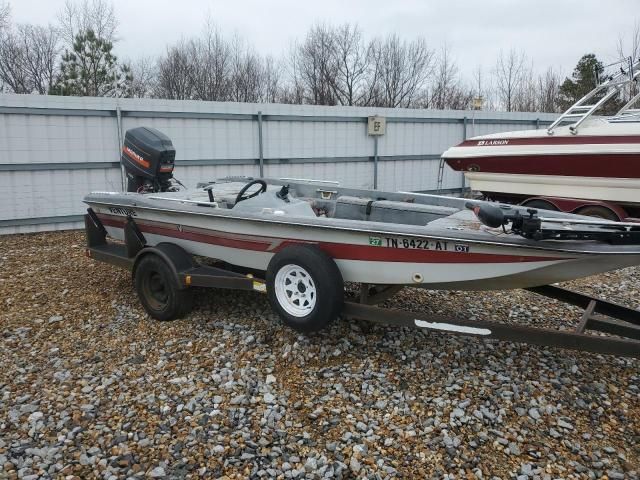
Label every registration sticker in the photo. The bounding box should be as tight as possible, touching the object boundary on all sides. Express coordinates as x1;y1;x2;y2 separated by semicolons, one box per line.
369;236;382;247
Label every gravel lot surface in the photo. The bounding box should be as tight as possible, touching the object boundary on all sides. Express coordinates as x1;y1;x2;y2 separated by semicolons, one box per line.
1;231;639;479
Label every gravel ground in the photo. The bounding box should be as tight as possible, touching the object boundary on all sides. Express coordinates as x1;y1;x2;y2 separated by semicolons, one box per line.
0;230;639;480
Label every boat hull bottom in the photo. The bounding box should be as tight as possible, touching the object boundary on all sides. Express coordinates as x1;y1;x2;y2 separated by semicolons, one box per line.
464;172;640;206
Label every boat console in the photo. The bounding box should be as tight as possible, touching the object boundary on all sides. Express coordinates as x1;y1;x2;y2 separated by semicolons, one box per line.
232;184;317;218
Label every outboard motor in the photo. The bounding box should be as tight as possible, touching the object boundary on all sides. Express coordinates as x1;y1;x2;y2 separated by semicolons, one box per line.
121;127;176;192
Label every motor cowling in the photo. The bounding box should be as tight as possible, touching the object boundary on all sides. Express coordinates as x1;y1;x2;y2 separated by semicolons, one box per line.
121;127;176;192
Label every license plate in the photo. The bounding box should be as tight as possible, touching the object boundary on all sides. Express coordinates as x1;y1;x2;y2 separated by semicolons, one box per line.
371;236;469;253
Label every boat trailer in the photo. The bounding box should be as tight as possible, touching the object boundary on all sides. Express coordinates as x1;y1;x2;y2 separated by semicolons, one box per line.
84;211;640;358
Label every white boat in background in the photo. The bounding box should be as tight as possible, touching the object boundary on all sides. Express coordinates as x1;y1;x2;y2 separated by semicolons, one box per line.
443;57;640;221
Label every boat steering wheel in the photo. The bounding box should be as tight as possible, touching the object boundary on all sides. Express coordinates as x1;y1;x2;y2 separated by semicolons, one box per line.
235;179;268;204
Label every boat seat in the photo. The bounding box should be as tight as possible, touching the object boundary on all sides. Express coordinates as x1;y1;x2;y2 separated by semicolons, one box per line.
335;196;458;225
335;196;373;220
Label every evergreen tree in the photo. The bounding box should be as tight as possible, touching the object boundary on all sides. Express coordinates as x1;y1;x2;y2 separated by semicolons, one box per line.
557;54;621;113
50;28;131;96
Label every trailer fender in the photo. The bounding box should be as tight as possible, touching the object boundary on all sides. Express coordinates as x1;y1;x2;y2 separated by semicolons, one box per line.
132;243;196;289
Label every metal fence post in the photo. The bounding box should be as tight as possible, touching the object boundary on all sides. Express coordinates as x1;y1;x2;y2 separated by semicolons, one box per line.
461;116;468;189
373;136;379;189
116;106;125;191
257;111;264;177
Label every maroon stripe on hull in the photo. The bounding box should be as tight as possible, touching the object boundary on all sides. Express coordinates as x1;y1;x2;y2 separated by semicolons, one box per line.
99;215;275;251
445;153;640;179
95;213;572;264
283;241;568;263
459;135;640;147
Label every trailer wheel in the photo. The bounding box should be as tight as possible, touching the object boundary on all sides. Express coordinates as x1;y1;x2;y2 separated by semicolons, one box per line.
521;199;558;212
267;245;344;332
576;205;619;221
134;254;193;321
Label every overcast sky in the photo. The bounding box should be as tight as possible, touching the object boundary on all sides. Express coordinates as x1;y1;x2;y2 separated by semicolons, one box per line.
7;0;640;81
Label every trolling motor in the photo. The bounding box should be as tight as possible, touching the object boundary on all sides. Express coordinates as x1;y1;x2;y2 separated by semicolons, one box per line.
466;202;542;239
121;127;177;193
466;202;640;244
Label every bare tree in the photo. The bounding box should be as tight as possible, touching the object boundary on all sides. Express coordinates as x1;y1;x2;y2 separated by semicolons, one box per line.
58;0;117;47
16;24;60;94
0;1;9;31
188;24;231;101
0;8;60;95
228;36;262;102
369;34;435;108
128;56;156;98
155;41;194;100
229;39;285;103
290;24;337;105
0;3;13;91
617;20;640;102
514;62;537;112
280;49;305;104
155;22;283;103
0;29;31;93
430;44;454;108
261;55;282;103
326;24;370;106
429;44;471;110
494;49;526;112
536;67;561;113
617;20;640;63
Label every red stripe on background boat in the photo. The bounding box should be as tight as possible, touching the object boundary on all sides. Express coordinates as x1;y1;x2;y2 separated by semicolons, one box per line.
458;135;640;146
445;153;640;178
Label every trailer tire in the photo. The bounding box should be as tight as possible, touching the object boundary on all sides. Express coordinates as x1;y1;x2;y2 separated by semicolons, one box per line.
521;199;558;212
266;245;344;333
134;254;193;321
576;205;619;221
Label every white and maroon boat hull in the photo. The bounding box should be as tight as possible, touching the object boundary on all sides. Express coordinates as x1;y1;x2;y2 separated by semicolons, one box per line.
443;119;640;206
88;204;640;291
